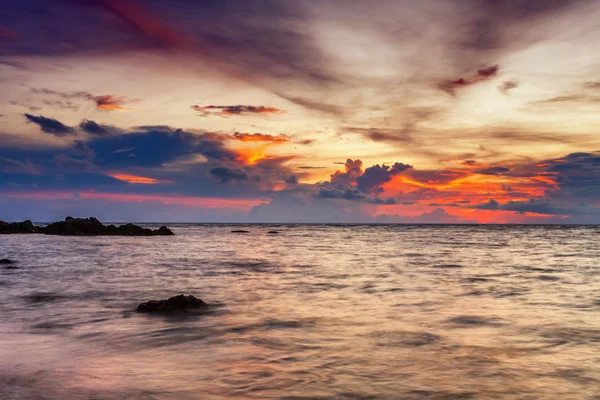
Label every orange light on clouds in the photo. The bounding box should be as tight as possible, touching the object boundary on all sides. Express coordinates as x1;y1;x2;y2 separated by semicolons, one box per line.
108;173;168;184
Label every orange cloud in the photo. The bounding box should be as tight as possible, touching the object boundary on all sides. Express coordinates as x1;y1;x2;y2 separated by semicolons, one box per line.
108;173;169;184
234;145;271;165
94;95;137;111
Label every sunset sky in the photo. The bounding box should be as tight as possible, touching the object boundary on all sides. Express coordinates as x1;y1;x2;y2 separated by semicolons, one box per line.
1;0;599;223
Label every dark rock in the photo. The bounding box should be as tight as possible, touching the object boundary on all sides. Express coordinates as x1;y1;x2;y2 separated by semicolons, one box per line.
4;266;19;270
136;294;207;313
157;226;175;235
40;217;174;236
0;220;41;234
231;230;250;233
0;259;15;264
267;230;280;234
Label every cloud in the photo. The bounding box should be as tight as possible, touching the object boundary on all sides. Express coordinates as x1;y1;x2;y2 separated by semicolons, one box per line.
439;65;499;95
209;167;249;183
474;166;510;175
191;105;285;117
316;187;366;201
107;173;165;185
231;132;290;143
72;140;95;158
24;114;76;136
0;157;39;174
79;119;121;136
499;80;519;94
93;94;137;111
54;154;95;170
356;162;413;194
92;0;187;48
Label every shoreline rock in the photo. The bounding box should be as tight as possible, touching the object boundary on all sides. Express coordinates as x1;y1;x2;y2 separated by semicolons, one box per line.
0;217;174;236
136;294;207;313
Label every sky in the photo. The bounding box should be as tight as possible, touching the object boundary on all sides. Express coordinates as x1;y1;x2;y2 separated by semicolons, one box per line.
0;0;599;223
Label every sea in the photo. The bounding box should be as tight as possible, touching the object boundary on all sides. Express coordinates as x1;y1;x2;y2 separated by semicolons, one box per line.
0;224;599;399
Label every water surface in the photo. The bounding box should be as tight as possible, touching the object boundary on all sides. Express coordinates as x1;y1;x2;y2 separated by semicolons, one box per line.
1;225;599;399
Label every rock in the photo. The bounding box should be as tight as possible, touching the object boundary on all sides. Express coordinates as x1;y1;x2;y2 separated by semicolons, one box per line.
267;230;280;234
231;230;250;233
157;226;175;235
0;220;40;234
0;259;15;264
136;294;207;313
39;217;174;236
4;266;19;270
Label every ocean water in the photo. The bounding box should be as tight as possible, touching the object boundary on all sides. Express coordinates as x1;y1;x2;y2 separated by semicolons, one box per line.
1;224;599;399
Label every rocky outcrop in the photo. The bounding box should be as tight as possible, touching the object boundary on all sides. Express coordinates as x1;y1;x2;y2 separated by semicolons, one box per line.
136;294;207;313
0;217;174;236
0;220;41;234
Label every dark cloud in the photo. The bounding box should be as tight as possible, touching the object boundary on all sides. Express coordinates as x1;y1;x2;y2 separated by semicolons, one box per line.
191;105;285;117
330;159;363;188
232;132;290;143
279;95;346;116
356;162;412;194
54;154;95;170
24;113;76;136
79;119;120;136
499;80;519;94
439;65;499;95
30;89;136;111
72;140;95;158
210;167;248;183
316;187;366;201
462;160;478;166
0;157;39;174
474;166;510;175
296;139;316;146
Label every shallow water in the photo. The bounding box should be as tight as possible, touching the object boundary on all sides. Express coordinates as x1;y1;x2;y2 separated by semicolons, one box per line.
1;224;599;399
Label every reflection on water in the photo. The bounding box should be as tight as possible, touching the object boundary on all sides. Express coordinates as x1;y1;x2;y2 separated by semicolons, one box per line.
1;225;599;399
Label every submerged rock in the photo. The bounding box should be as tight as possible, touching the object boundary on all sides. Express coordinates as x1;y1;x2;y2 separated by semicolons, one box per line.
136;294;207;313
0;259;15;264
0;220;40;234
1;217;174;236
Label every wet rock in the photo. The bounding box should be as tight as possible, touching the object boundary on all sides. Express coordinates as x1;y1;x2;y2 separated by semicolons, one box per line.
0;220;40;234
42;217;174;236
231;230;250;233
136;294;207;313
0;259;15;264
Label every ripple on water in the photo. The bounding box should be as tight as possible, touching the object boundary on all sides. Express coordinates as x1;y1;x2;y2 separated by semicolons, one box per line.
364;330;440;347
